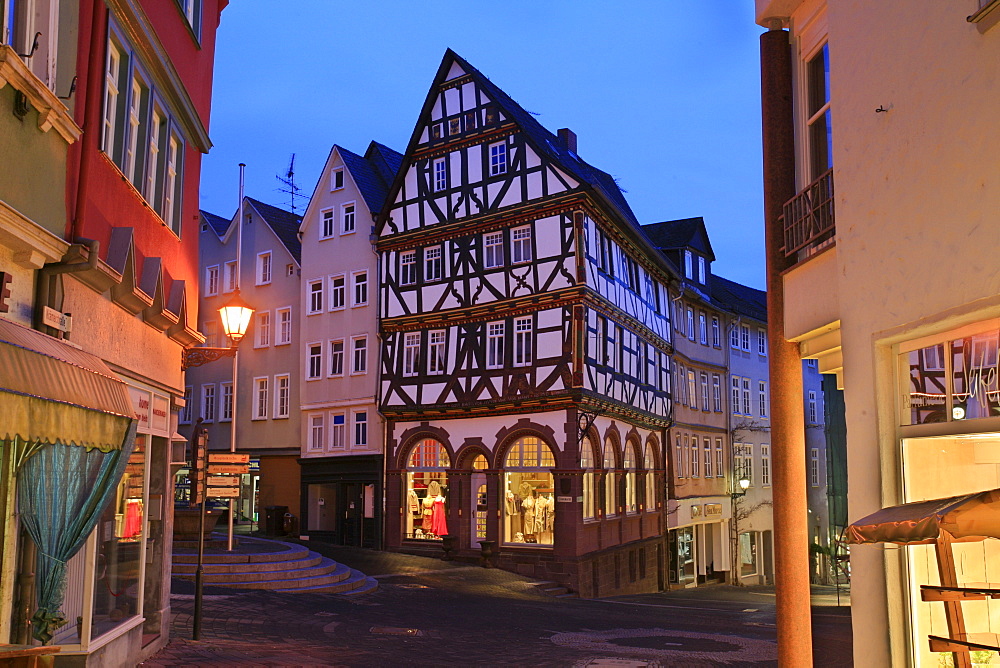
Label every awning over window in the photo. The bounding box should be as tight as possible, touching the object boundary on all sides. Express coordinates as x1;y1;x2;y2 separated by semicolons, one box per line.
0;317;135;451
845;489;1000;545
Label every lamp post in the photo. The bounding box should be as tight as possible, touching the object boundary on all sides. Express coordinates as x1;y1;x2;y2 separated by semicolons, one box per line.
730;463;752;586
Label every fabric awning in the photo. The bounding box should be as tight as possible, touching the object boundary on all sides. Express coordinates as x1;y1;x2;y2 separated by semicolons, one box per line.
0;317;135;451
845;489;1000;545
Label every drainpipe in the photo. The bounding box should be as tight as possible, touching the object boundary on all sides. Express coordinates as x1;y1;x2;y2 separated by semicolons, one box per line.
33;238;100;337
760;20;813;666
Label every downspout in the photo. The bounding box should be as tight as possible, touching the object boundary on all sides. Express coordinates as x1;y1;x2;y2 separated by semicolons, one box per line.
33;238;100;336
372;213;387;550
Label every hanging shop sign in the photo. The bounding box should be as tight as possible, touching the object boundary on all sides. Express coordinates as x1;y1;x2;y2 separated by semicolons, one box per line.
128;385;171;437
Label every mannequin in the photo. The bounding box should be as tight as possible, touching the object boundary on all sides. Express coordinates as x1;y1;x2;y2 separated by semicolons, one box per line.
421;494;434;533
431;493;448;536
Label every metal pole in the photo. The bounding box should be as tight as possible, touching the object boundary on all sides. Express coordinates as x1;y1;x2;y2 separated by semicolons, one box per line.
228;164;245;552
193;439;207;640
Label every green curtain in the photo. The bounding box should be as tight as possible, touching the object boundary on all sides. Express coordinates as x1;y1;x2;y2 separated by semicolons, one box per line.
16;422;137;644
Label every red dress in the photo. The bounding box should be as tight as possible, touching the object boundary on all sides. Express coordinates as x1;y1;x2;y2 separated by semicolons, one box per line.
430;496;448;536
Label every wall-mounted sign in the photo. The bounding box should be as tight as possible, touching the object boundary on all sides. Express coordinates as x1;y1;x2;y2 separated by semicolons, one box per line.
42;306;71;332
704;503;723;517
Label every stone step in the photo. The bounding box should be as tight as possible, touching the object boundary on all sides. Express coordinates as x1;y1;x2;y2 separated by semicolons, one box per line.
172;552;323;575
184;560;353;591
273;570;377;595
172;538;310;565
174;557;348;587
532;581;576;598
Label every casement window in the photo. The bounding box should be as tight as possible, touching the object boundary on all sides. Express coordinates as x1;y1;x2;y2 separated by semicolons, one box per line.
307;343;322;380
581;440;596;520
687;370;697;410
220;382;232;422
703;438;713;478
699;313;708;345
276;307;292;345
180;386;193;424
403;332;421;377
697;257;706;284
732;376;742;414
341;203;356;234
354;411;368;447
712;374;722;412
309;415;324;451
328;339;344;376
674;301;684;332
742;377;752;415
483;231;504;269
331;168;344;190
489;141;508;176
622;254;641;293
624;443;637;514
352;336;367;374
715;438;724;477
691;438;700;478
400;251;417;285
596;228;613;275
808;390;818;423
486;321;504;369
307;280;323;314
740;325;751;352
255;311;270;347
660;353;671;395
329;274;346;310
758;329;767;356
683;250;693;280
759;381;768;418
711;317;721;347
807;43;832;180
274;374;290;419
810;448;820;486
603;439;617;517
743;444;754;487
203;320;218;348
432;158;447;192
178;0;202;41
761;444;771;487
224;261;238;293
424;246;443;282
428;330;446;375
205;265;220;296
102;24;185;235
686;308;695;340
513;317;533;367
643;445;656;512
320;208;335;239
511;225;532;264
674;435;684;478
352;271;368;307
252;377;268;420
700;373;710;411
730;323;740;349
675;363;685;405
330;413;345;449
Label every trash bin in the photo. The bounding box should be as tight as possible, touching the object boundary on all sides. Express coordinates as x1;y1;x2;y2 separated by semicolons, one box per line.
283;513;298;536
264;505;288;536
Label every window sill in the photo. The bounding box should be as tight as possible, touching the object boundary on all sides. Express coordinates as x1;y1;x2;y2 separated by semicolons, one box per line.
0;46;82;144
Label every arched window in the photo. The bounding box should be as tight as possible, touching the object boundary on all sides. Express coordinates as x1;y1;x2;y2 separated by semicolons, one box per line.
404;439;450;541
624;442;637;514
581;438;596;521
503;436;555;545
604;438;617;517
644;443;656;511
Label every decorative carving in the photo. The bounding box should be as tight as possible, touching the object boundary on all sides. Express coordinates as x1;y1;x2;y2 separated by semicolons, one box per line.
181;347;236;370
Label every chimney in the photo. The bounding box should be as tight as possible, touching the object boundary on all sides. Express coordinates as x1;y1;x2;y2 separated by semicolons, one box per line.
558;128;577;154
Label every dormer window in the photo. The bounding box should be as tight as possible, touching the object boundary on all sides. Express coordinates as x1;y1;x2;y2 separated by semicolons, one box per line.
698;256;706;284
684;250;693;280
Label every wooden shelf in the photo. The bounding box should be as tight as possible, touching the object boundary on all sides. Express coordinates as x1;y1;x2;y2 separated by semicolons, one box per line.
928;632;1000;653
921;583;1000;601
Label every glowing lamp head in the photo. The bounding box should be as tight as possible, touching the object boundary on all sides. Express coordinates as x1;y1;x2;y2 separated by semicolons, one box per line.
218;291;254;345
738;476;751;492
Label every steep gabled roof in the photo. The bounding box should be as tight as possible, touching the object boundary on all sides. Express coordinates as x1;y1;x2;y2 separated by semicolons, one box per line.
642;217;716;261
200;210;231;237
339;141;404;218
711;274;767;323
246;197;303;264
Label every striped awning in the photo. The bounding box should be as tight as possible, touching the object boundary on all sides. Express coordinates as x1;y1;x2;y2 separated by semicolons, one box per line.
0;317;135;451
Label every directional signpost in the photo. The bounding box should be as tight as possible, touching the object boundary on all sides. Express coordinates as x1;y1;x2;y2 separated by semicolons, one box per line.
207;453;248;499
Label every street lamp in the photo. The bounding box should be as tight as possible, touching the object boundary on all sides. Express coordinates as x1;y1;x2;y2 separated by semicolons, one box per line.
732;469;751;499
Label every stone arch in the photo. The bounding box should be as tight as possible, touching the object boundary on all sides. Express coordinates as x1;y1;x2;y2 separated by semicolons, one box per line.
395;423;454;470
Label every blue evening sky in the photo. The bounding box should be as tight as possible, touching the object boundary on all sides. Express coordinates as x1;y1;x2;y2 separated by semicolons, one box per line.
199;1;767;290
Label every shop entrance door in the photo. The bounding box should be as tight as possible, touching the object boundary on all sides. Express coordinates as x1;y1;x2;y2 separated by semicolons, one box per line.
471;471;486;548
339;483;364;547
307;483;337;532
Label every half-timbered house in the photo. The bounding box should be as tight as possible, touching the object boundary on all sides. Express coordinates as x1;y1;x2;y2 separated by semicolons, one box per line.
376;51;677;597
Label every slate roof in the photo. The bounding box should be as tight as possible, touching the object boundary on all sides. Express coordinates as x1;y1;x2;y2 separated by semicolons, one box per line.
200;210;231;237
642;217;716;261
338;142;403;218
711;274;768;323
444;50;640;228
246;197;303;264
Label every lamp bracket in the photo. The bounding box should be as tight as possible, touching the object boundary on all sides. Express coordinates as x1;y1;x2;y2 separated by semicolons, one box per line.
182;346;236;370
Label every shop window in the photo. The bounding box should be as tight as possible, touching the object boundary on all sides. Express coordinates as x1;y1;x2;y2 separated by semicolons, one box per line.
624;442;637;514
643;443;656;511
582;438;597;521
404;440;450;541
603;438;617;517
503;436;555;545
473;455;488;542
740;532;759;576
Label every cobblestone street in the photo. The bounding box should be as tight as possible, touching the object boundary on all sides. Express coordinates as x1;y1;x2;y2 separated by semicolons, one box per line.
143;541;852;667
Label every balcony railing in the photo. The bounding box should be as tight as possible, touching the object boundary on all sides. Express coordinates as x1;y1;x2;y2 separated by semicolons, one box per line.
783;168;835;258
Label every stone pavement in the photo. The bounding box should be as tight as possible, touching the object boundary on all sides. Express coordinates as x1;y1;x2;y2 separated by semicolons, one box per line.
143;539;852;667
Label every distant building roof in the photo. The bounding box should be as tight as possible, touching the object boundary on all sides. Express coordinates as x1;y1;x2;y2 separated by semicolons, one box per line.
246;197;303;264
711;274;767;323
338;141;403;218
200;210;231;236
642;217;716;261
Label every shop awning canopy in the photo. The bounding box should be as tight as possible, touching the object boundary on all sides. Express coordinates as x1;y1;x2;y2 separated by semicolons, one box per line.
0;317;134;451
845;489;1000;546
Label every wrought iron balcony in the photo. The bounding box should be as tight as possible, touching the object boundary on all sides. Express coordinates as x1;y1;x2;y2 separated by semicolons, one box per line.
783;168;835;258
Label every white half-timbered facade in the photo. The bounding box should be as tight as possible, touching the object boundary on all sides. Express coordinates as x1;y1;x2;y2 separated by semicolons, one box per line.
377;50;679;597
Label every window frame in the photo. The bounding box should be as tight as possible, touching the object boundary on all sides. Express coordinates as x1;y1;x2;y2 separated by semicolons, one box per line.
328;339;345;377
352;271;368;307
400;250;417;286
513;316;533;367
252;376;268;421
276;307;292;345
489;141;508;176
432;157;448;192
320;207;335;239
274;374;290;419
256;251;272;285
307;279;324;314
511;225;533;264
424;245;444;282
329;274;346;310
354;411;368;447
352;336;367;375
428;329;446;375
403;332;421;377
205;265;220;297
483;231;504;269
306;342;323;380
254;310;271;348
341;202;356;235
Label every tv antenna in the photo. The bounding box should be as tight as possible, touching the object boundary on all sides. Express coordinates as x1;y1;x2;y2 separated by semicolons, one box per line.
276;154;302;213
